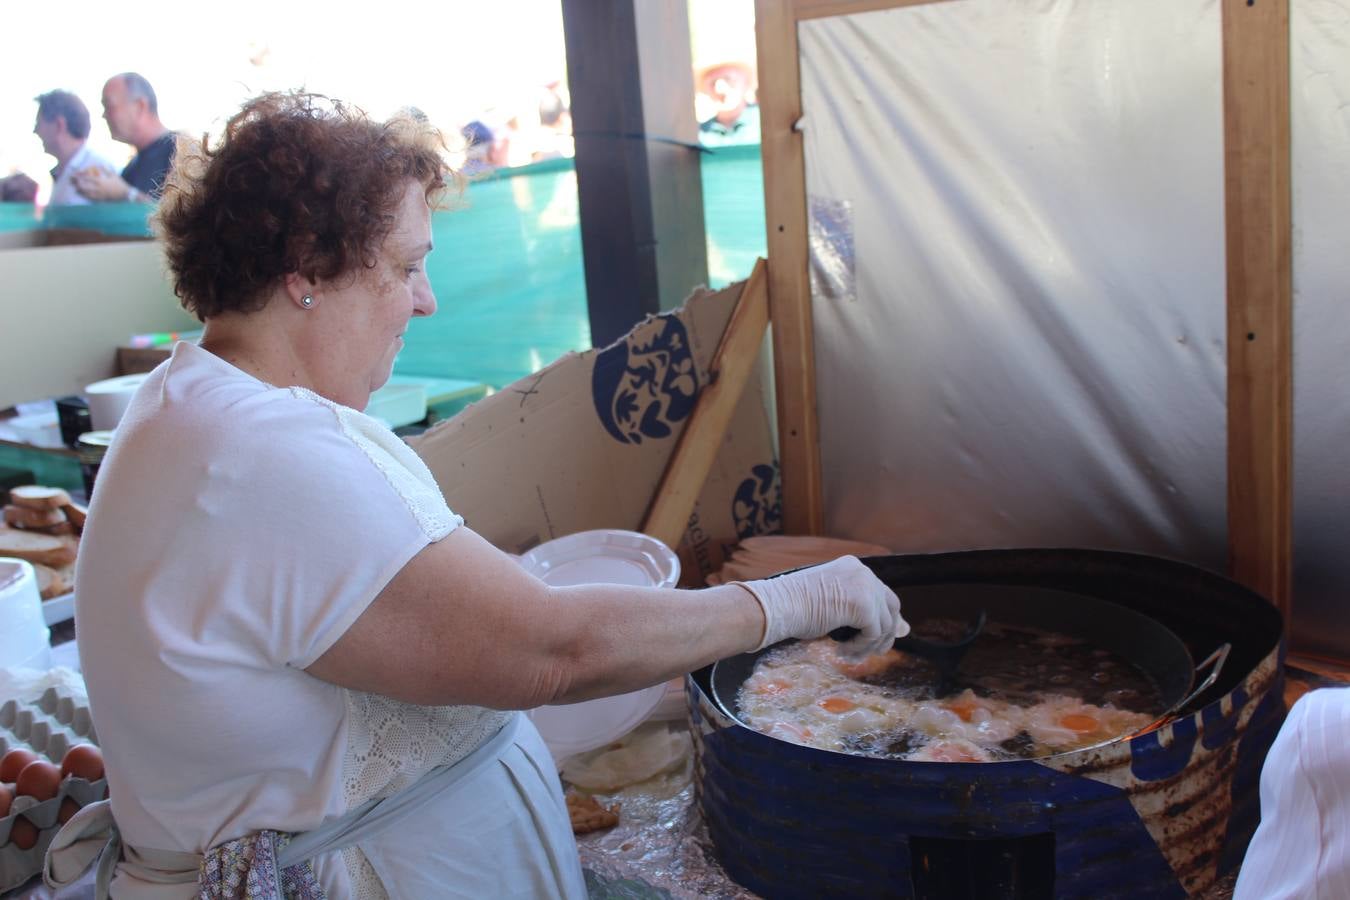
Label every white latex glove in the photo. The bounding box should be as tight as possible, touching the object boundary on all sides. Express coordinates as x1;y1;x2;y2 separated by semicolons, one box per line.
733;555;909;658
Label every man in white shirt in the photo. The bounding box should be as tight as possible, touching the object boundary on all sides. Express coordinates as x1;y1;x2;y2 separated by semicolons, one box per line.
1234;686;1350;898
33;90;119;207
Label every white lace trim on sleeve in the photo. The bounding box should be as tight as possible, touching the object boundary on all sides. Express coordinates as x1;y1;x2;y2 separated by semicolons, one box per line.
291;388;461;542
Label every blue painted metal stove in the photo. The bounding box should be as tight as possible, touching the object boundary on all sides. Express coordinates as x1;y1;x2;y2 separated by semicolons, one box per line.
689;549;1283;899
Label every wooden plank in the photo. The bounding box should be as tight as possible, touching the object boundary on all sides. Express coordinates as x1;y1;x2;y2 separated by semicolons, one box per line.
642;260;771;551
1286;654;1350;708
793;0;955;22
1287;653;1350;682
756;0;825;535
1222;0;1292;620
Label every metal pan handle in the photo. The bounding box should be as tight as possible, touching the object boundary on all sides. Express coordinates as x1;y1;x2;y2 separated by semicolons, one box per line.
1163;642;1232;719
1187;643;1232;704
1131;642;1232;738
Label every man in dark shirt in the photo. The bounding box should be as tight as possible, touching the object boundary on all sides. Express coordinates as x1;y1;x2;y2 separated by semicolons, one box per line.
74;73;176;203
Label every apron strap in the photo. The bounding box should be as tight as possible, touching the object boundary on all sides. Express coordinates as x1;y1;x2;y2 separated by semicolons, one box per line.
44;799;116;890
42;713;523;896
277;712;522;867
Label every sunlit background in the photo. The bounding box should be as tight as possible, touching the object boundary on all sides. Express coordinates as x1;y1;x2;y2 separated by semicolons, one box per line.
3;0;756;201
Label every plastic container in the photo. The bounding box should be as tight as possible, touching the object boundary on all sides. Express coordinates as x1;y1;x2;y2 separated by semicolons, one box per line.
0;686;105;891
54;397;92;450
518;530;680;761
84;374;149;432
0;560;51;672
5;413;63;450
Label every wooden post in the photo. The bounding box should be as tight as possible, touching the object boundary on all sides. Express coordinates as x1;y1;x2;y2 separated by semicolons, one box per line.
755;0;824;536
561;0;709;349
1222;0;1293;618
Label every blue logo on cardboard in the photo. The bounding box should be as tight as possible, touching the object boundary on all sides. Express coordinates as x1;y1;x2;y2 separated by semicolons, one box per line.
733;463;782;539
592;314;698;445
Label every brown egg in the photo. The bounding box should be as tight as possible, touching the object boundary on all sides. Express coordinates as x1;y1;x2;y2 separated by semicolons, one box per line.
0;749;38;783
58;796;81;824
16;760;62;802
0;782;11;817
9;815;39;850
60;744;104;782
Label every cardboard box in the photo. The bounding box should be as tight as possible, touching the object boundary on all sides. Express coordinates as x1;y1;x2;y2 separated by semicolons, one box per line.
410;279;781;587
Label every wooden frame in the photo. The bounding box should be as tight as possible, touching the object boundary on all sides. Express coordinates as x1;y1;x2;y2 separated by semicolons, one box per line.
754;0;1293;620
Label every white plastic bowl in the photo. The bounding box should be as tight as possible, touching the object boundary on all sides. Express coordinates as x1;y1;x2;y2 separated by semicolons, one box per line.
0;559;52;671
518;530;679;761
518;529;680;591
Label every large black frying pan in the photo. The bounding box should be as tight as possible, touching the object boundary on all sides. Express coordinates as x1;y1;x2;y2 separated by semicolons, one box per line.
712;582;1228;752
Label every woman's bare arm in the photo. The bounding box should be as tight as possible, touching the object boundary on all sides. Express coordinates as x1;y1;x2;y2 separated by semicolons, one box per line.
305;526;765;708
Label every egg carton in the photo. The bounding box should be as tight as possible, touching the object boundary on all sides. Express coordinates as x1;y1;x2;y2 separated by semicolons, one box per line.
0;686;106;893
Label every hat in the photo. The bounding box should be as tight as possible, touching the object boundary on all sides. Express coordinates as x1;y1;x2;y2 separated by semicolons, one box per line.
694;60;756;97
461;120;493;149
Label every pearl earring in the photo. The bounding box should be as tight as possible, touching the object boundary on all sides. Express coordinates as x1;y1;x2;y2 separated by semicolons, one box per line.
301;294;314;309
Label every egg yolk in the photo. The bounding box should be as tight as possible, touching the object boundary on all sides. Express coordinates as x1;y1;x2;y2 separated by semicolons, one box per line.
1060;714;1100;733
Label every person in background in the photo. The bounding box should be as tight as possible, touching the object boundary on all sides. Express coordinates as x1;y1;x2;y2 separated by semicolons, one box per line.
1232;686;1350;897
45;91;906;898
33;90;120;206
74;72;176;202
0;172;39;203
460;119;496;175
696;60;760;148
532;81;574;162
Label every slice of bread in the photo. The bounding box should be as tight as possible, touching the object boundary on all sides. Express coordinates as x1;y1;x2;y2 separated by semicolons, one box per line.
0;526;77;567
4;504;67;529
61;502;88;532
26;521;75;537
9;486;73;511
31;563;69;600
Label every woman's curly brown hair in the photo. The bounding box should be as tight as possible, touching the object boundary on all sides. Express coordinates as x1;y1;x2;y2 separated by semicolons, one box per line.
155;92;456;321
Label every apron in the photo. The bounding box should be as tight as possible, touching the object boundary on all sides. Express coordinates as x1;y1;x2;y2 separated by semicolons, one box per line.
44;713;586;899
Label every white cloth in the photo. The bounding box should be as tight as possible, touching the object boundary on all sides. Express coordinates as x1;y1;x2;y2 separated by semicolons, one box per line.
1234;687;1350;899
358;719;584;899
75;342;585;899
48;143;120;206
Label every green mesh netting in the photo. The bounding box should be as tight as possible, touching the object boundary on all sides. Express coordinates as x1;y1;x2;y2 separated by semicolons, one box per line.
2;144;767;391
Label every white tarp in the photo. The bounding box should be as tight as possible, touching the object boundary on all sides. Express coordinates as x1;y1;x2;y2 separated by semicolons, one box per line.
1291;0;1350;658
799;0;1228;567
797;0;1349;657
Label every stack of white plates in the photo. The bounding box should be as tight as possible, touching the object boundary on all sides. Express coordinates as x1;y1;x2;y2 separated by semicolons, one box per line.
84;374;150;431
518;530;679;761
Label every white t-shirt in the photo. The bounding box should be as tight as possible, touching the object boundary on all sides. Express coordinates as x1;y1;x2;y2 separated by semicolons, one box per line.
49;143;121;206
1234;687;1350;899
76;343;582;898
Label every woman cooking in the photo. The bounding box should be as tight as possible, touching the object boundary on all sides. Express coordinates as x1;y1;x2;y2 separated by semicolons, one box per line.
48;92;906;898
